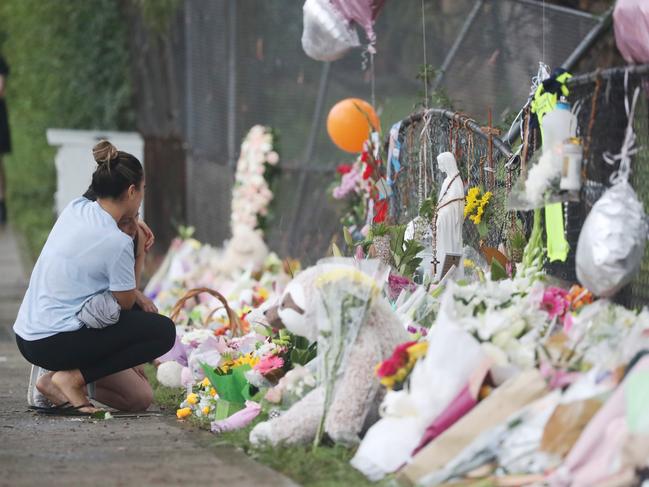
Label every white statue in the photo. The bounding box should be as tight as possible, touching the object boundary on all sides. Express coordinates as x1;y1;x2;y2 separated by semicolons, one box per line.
434;152;464;280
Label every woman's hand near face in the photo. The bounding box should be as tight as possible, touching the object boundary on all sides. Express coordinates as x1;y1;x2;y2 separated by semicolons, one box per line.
137;220;155;253
118;216;138;239
136;223;146;258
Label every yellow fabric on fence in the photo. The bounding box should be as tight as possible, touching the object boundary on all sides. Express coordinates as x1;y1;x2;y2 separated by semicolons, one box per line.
545;202;569;262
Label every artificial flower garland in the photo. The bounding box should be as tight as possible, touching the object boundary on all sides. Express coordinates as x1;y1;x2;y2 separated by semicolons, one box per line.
230;125;279;236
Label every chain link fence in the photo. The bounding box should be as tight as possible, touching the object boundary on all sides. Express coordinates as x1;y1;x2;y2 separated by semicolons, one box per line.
534;65;649;308
176;0;602;261
389;109;521;252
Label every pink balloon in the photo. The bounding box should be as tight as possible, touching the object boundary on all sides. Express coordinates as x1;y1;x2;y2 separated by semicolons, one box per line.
614;0;649;64
330;0;387;45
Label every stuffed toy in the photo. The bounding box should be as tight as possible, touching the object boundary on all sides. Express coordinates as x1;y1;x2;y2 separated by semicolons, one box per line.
250;259;409;447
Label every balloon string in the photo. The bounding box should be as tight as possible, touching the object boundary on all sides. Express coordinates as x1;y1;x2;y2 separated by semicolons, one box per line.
370;51;376;111
421;0;429;108
542;0;546;64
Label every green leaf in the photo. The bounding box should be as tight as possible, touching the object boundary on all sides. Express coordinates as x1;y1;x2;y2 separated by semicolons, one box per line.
391;225;406;255
343;227;354;246
331;242;343;257
491;259;508;281
477;220;489;238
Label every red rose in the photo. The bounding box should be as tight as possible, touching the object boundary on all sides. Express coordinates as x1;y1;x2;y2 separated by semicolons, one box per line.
377;357;400;378
362;162;373;180
373;199;388;223
336;164;352;175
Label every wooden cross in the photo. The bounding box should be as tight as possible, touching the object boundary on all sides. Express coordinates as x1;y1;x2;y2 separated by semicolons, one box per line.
481;108;501;189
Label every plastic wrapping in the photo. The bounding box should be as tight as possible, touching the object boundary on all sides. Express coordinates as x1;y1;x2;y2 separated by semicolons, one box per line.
350;312;486;480
576;180;647;297
313;258;387;444
301;0;360;62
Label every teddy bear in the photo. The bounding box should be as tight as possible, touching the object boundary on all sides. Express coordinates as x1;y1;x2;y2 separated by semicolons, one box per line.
215;224;269;277
249;258;409;447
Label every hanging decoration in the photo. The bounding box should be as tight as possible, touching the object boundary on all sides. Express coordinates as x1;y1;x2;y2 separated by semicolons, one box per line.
301;0;388;62
327;98;380;153
301;0;361;62
613;0;649;64
329;0;387;48
576;87;648;297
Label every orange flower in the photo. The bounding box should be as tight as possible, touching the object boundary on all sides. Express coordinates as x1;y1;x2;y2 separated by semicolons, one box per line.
567;285;593;310
176;407;192;419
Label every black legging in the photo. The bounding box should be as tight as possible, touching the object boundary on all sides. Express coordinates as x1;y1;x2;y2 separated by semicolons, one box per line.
15;309;175;384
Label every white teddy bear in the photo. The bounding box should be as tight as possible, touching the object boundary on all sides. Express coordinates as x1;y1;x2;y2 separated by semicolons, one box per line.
215;224;269;277
249;259;409;447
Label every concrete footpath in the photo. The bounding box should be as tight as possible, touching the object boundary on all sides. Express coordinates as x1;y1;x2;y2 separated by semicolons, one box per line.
0;225;298;487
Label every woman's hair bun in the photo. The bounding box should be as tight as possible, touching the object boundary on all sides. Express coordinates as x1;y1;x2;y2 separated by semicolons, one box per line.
92;140;119;165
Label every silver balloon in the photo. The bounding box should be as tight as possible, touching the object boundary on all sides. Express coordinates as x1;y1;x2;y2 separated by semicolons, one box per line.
576;180;648;297
302;0;360;62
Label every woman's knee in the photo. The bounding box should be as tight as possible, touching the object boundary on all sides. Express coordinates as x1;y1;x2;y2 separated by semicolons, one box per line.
153;314;176;354
128;383;153;411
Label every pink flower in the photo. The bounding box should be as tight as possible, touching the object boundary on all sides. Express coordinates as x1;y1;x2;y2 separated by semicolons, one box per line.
540;287;569;320
354;245;365;261
332;167;361;199
254;355;284;374
563;312;574;333
387;273;416;300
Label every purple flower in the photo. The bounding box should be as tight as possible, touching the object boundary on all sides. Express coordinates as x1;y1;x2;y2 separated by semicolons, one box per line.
387;273;417;301
332;167;361;199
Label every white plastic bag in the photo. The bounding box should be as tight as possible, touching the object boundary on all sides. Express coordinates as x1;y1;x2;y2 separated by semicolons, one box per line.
576;87;648;297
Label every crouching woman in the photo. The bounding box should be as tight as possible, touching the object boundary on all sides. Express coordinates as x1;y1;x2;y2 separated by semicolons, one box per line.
13;141;175;414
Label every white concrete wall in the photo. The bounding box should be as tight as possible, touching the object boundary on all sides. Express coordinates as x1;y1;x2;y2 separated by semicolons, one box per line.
46;129;144;217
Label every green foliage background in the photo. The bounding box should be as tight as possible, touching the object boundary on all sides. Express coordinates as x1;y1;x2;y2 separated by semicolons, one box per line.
0;0;134;259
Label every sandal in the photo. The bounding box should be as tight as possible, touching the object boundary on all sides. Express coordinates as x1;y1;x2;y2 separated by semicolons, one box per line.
36;402;103;417
29;401;70;412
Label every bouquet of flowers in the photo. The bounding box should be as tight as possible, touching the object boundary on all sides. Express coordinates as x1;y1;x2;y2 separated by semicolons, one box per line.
464;186;493;238
375;341;428;389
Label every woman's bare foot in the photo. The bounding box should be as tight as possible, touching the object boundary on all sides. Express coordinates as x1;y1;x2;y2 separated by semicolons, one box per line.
51;370;101;413
35;371;69;406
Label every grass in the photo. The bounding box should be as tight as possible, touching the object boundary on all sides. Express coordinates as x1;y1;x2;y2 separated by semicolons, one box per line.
144;364;391;487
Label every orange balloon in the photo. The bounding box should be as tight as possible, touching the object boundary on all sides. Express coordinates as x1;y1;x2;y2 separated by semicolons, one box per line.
326;98;380;153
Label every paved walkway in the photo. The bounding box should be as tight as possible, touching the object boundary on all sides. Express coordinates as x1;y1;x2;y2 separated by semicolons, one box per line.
0;225;297;487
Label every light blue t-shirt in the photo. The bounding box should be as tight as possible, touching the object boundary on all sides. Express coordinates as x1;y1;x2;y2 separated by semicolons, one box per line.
13;197;136;341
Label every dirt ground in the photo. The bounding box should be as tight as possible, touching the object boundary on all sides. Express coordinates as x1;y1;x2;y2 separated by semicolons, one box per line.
0;226;298;487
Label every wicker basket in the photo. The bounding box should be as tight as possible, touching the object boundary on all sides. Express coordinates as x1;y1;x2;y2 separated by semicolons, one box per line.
169;287;244;336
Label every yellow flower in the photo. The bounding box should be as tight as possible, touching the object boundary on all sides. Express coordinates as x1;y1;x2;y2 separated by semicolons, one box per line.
407;342;429;362
219;359;235;373
210;387;217;397
464;187;482;219
202;406;211;415
464;258;475;269
176;407;192;419
201;377;211;388
379;375;397;388
186;393;199;405
258;288;270;301
230;353;260;370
